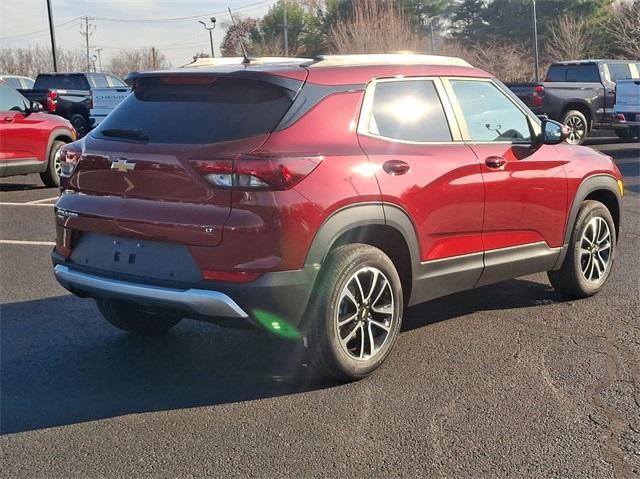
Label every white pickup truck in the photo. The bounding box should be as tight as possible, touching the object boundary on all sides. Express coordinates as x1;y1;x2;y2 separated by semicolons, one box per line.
613;79;640;140
90;87;131;129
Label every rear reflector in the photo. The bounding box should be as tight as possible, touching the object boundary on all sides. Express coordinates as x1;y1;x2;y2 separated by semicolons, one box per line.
201;270;262;283
191;154;323;190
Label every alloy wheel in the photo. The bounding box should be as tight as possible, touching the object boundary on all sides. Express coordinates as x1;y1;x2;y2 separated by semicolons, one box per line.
580;216;611;283
565;115;586;144
335;267;395;361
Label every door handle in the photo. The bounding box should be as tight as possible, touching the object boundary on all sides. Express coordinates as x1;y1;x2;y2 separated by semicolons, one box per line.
383;159;410;175
4;117;14;123
485;156;507;169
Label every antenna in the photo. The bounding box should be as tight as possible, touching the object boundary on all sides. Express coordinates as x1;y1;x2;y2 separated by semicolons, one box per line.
227;7;250;65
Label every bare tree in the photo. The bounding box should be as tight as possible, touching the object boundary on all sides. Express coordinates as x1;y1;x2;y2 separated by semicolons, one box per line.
328;0;425;54
606;1;640;58
0;46;85;77
441;38;536;83
108;47;170;78
545;15;595;61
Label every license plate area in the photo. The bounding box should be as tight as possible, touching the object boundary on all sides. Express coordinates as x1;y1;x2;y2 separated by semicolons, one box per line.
71;233;202;283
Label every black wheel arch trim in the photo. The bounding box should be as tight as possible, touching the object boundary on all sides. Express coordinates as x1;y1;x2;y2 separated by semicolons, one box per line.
303;202;420;277
45;127;74;172
553;174;621;269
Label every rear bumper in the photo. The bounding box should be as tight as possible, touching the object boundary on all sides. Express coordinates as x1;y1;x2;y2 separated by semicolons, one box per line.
52;250;318;331
54;264;249;318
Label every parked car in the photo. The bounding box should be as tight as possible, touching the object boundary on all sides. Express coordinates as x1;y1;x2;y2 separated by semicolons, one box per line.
0;75;35;89
508;59;640;144
613;78;640;140
18;72;128;137
0;81;75;186
52;54;623;381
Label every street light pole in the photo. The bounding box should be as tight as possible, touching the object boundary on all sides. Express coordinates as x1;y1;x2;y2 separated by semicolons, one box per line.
198;18;217;57
46;0;58;72
283;0;289;57
532;0;540;81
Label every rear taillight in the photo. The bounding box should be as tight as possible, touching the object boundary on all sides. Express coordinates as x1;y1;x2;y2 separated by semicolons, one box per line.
191;154;323;190
88;95;93;110
59;145;81;178
47;90;58;112
532;85;544;107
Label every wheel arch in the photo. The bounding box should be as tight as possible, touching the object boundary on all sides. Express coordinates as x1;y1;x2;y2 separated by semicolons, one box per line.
561;102;594;129
304;203;420;306
43;127;74;172
553;174;622;269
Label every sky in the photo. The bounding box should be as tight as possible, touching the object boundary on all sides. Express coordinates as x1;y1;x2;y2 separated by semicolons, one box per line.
0;0;279;67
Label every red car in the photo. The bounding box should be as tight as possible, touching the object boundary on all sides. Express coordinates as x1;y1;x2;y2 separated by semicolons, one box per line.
52;55;624;381
0;81;76;186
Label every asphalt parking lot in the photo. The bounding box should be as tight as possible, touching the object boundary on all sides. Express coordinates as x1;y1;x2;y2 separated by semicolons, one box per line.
1;137;638;478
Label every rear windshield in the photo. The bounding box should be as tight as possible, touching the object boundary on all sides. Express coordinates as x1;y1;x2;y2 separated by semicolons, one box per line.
546;64;600;82
34;74;90;90
92;76;294;144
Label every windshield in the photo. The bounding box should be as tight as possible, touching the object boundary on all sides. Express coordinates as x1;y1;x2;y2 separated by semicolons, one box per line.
92;76;294;144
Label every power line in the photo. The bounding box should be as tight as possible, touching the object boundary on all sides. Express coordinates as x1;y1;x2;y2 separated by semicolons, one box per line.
0;17;79;41
93;0;273;24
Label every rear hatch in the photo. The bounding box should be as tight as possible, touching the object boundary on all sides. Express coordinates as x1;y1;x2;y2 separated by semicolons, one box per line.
58;70;305;247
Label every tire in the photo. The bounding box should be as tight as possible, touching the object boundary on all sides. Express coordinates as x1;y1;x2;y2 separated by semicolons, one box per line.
39;140;65;187
96;298;183;336
69;114;89;137
562;110;589;145
614;127;638;142
306;244;403;381
548;200;616;298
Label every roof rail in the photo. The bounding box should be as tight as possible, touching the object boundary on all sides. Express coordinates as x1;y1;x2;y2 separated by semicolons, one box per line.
181;56;312;68
307;54;472;68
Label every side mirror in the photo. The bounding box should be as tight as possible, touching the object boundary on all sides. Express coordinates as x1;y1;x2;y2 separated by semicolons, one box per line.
22;101;43;117
541;119;569;145
30;101;44;113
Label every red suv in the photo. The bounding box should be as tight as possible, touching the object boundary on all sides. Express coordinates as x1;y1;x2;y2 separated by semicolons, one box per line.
0;81;75;186
52;55;624;380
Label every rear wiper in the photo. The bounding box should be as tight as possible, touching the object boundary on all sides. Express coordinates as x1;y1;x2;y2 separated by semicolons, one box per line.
100;128;149;142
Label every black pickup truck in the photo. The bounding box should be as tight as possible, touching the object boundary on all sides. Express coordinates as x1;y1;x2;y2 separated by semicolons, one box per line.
18;72;127;137
508;59;640;144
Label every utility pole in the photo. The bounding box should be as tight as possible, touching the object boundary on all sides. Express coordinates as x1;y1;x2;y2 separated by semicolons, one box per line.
94;47;103;71
198;18;216;57
151;47;157;69
532;0;540;81
283;0;289;57
80;16;96;72
46;0;58;72
430;19;436;54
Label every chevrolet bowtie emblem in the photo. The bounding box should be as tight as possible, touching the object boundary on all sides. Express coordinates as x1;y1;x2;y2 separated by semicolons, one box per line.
111;158;136;172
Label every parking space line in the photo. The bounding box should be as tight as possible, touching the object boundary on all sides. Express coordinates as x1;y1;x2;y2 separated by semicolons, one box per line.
0;202;55;207
0;240;56;246
26;196;59;204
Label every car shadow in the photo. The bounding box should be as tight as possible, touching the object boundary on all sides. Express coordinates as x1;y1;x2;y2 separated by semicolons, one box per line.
1;277;566;434
0;182;51;192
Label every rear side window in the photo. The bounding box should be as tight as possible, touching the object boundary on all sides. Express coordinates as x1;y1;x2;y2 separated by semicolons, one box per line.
34;74;90;90
93;76;294;144
364;79;452;142
546;64;600;82
107;75;126;87
607;63;632;81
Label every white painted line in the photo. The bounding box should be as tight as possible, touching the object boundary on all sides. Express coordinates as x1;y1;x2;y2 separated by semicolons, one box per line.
0;240;56;246
26;196;59;204
0;202;54;207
